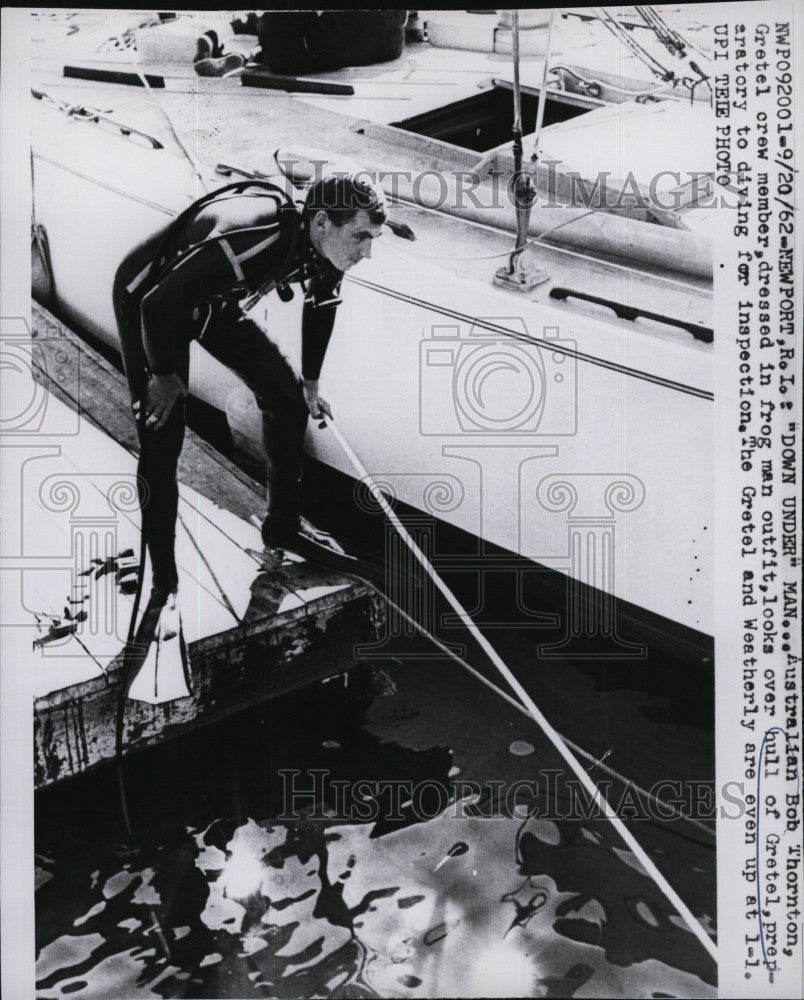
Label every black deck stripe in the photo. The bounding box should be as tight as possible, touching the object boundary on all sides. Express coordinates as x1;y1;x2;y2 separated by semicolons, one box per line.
346;275;714;402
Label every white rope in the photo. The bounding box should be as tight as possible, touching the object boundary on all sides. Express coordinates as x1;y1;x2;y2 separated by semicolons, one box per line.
593;6;674;81
324;416;718;963
379;195;707;293
115;33;209;195
379;207;601;263
375;589;716;840
530;8;557;165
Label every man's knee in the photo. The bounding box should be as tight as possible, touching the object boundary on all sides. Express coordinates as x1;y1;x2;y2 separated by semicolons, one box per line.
257;386;307;426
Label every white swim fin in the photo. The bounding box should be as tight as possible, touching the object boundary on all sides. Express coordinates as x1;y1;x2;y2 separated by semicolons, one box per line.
128;591;192;704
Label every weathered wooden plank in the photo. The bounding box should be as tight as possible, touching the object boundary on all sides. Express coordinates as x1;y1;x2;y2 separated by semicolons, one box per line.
27;303;386;787
34;582;383;788
23;392;258;695
31;301;265;523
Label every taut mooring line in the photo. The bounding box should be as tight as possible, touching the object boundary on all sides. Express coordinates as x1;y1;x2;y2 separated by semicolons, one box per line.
324;416;718;963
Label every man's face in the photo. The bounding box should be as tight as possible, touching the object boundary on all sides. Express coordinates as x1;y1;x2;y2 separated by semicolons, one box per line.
312;209;384;272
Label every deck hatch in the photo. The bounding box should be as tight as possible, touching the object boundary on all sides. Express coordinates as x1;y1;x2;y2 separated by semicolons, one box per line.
391;85;591;154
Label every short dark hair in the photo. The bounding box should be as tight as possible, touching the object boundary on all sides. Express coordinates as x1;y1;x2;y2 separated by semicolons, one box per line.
304;173;387;228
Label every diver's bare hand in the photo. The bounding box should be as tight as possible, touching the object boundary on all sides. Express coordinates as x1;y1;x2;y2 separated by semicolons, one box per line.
144;374;187;431
303;380;333;421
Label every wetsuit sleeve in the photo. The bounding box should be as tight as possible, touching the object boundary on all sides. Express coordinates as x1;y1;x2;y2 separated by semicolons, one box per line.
301;269;343;381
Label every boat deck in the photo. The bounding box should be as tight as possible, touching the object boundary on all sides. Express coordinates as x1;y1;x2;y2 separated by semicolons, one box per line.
27;303;383;788
29;84;713;356
29;9;714;351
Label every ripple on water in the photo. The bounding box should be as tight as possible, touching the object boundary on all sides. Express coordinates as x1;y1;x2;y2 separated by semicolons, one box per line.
35;658;716;998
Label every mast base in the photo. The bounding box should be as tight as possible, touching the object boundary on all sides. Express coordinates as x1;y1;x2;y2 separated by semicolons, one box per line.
493;248;550;293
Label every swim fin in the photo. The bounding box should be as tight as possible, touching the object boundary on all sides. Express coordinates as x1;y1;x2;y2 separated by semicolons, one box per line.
128;591;192;704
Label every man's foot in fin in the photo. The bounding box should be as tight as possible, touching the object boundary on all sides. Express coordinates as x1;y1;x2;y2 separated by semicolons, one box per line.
261;514;299;550
129;587;191;704
259;514;355;566
143;585;180;635
154;589;180;641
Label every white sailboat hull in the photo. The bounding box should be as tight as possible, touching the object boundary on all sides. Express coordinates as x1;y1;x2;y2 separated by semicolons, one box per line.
32;101;713;639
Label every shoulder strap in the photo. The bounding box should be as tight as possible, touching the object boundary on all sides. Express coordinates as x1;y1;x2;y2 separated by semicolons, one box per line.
147;179;300;288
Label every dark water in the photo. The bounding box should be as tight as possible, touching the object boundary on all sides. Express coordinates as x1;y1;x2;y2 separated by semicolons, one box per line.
36;628;717;999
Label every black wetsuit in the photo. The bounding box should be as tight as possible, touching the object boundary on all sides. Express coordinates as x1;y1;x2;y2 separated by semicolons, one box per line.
112;184;343;594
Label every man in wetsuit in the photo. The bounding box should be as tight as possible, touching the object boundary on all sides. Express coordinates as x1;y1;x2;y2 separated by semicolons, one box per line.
113;174;386;604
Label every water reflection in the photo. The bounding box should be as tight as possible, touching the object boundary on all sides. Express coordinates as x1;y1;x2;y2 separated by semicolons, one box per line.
36;658;716;999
